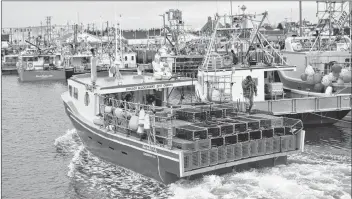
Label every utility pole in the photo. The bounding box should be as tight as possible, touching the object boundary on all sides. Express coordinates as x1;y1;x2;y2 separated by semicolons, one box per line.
299;1;303;36
45;16;52;45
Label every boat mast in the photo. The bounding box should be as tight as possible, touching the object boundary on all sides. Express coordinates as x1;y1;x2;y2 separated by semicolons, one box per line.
119;15;124;68
348;1;352;69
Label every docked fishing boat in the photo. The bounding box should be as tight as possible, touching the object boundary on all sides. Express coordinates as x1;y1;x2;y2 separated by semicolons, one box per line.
2;54;19;74
278;1;352;97
278;35;351;97
187;12;351;125
17;49;65;82
61;48;305;183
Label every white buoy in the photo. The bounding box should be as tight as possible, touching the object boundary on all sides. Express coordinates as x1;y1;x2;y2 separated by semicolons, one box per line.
325;86;333;95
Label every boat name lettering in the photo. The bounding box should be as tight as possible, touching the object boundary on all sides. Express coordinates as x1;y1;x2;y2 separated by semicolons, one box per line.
36;75;53;78
125;83;174;91
143;152;156;158
142;144;152;150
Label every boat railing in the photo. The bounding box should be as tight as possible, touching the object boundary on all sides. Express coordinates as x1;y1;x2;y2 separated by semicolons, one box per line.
98;95;175;148
252;94;351;115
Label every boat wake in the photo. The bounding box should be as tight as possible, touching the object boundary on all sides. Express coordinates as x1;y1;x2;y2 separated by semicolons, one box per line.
54;129;351;199
54;129;172;199
54;129;81;156
169;146;351;199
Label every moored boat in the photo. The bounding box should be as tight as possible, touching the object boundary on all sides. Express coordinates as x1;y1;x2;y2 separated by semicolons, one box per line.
278;35;351;96
189;11;351;125
17;50;65;82
2;54;19;74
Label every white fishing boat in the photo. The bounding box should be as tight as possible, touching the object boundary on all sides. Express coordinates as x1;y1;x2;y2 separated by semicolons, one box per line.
186;11;352;125
278;1;352;97
16;48;65;82
61;12;305;184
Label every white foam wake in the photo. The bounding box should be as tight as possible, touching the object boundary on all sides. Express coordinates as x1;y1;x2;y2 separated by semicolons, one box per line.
168;146;351;199
54;129;81;154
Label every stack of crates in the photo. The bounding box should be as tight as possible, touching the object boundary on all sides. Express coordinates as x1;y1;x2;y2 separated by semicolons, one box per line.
175;108;207;122
235;117;260;131
172;138;196;151
175;125;208;141
178;110;301;172
212;104;237;117
192;122;220;138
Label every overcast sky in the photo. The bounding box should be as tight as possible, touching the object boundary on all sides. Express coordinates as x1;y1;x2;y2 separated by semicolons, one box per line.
2;1;328;30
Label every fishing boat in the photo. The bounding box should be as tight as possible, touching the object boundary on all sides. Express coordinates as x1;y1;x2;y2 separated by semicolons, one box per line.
2;54;19;74
17;48;65;82
278;35;351;97
278;1;352;97
61;47;305;183
184;11;351;125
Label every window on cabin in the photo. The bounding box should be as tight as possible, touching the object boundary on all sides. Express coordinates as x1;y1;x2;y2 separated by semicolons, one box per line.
74;87;78;99
6;57;18;62
69;85;72;97
131;56;134;61
125;56;127;61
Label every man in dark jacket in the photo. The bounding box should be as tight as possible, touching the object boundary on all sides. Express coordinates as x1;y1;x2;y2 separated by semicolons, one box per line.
242;75;257;114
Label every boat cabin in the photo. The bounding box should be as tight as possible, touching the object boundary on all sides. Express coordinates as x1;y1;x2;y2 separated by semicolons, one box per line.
117;52;137;69
18;53;62;71
67;71;196;121
2;54;19;64
64;54;92;73
196;53;296;103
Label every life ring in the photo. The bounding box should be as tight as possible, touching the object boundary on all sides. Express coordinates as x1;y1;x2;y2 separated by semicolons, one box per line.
223;55;233;66
27;62;34;70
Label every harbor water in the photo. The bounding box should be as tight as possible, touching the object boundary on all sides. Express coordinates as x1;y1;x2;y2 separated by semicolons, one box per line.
2;75;351;199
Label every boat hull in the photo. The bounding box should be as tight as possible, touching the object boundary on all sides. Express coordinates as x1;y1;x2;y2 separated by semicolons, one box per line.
2;63;18;74
64;102;181;184
18;69;66;82
63;99;291;184
276;109;351;126
277;71;352;95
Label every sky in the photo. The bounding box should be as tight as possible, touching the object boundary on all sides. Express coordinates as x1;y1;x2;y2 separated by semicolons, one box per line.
1;1;331;30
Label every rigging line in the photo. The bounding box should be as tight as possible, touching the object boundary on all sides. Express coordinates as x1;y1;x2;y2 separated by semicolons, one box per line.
309;112;352;124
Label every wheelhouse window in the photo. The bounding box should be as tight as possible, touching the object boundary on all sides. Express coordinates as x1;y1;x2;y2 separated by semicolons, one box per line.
73;87;78;100
131;56;134;61
69;85;72;97
125;56;128;61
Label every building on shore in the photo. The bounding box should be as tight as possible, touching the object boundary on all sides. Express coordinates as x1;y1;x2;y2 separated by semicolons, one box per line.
2;24;81;45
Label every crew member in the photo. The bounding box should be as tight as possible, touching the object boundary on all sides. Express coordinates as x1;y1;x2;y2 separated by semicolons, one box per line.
231;49;238;65
242;75;257;114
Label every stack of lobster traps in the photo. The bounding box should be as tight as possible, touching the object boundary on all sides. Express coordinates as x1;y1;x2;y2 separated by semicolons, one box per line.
170;103;303;171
